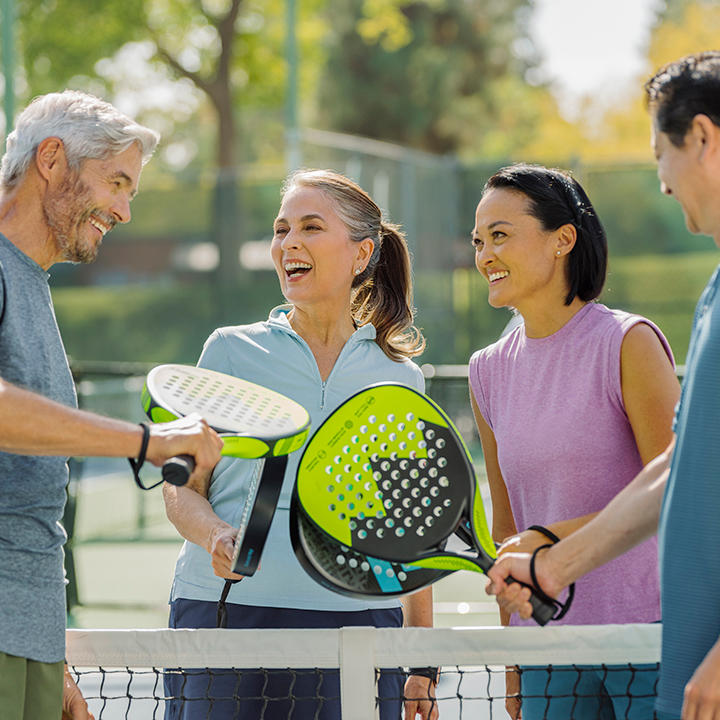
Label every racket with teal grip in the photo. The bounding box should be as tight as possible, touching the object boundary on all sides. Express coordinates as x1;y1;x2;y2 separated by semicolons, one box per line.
295;383;557;625
290;492;456;598
142;364;311;486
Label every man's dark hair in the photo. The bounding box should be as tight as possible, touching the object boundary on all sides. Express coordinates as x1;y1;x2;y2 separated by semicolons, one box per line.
645;51;720;147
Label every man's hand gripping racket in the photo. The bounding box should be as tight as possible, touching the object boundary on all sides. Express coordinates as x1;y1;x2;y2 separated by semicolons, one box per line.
486;545;568;622
294;383;560;625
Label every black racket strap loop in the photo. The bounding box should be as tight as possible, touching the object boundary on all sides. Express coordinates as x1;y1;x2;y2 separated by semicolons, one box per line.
553;579;575;621
128;423;161;491
216;578;242;628
528;526;576;620
529;542;575;621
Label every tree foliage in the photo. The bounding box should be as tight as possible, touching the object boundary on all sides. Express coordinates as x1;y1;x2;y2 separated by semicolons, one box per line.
18;0;146;96
548;0;720;164
649;0;720;68
16;0;323;169
314;0;533;154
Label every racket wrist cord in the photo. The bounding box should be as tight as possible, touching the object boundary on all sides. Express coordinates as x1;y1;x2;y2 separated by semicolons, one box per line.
216;578;242;628
128;423;160;491
529;541;575;621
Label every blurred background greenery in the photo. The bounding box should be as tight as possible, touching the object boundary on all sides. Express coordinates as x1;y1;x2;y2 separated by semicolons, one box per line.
3;0;719;368
2;0;718;627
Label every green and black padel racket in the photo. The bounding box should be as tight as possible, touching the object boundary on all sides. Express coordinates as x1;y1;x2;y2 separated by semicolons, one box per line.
295;383;556;625
290;493;456;598
143;364;311;485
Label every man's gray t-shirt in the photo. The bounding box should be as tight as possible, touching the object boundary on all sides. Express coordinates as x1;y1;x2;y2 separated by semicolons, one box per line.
0;233;76;663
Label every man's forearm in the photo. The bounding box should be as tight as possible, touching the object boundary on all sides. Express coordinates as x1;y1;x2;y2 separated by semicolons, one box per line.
549;443;672;588
0;379;143;457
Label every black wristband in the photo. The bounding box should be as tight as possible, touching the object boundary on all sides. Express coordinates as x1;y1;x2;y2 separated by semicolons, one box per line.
408;666;439;685
527;524;561;544
128;423;161;491
529;542;555;596
529;542;576;621
136;422;150;465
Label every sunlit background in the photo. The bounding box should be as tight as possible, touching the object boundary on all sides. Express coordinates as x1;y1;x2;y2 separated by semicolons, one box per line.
1;0;716;629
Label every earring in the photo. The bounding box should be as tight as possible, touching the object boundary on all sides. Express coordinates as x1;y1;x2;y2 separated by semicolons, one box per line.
556;251;561;256
355;267;363;275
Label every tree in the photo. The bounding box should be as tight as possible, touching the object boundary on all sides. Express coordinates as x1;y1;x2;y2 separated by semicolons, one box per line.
648;1;720;68
16;0;318;315
551;0;720;165
314;0;533;154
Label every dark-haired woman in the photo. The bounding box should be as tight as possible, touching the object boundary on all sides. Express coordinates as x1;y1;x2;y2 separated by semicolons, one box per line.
163;169;438;720
468;164;680;719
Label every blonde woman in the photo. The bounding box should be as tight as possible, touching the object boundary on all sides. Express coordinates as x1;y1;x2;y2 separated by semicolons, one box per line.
163;170;438;720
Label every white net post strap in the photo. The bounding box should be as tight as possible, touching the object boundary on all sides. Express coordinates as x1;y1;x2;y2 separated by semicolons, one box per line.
340;627;377;720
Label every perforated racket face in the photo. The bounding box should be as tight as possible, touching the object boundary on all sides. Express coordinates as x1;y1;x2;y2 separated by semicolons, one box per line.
144;364;310;439
290;502;450;597
296;384;479;562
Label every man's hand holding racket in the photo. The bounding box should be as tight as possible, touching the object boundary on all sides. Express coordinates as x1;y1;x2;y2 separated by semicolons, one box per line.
145;413;223;484
486;545;566;621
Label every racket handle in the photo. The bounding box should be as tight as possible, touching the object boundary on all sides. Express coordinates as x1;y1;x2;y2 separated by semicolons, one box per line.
507;575;556;626
162;454;195;486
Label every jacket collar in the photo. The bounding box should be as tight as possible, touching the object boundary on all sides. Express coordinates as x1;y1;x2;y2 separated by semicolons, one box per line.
267;304;377;341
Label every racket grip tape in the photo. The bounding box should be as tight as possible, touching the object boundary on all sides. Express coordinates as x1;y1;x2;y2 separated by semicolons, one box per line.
162;454;194;486
507;575;556;626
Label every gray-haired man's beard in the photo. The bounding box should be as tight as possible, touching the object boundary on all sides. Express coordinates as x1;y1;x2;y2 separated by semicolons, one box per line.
43;170;103;264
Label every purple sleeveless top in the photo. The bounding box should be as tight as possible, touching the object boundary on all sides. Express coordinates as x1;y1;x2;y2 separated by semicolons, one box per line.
469;303;672;625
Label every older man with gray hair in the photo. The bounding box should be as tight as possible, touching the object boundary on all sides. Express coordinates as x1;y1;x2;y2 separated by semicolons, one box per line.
0;91;222;720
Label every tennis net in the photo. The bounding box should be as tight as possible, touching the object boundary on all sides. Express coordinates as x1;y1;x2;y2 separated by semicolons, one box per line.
66;623;660;719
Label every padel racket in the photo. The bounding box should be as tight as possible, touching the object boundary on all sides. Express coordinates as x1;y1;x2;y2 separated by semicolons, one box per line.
213;454;290;628
142;364;311;485
230;455;288;577
214;453;289;629
290;493;455;598
295;383;556;625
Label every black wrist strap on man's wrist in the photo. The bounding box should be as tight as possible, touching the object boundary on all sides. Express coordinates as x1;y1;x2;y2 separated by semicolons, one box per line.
527;529;576;621
128;422;160;490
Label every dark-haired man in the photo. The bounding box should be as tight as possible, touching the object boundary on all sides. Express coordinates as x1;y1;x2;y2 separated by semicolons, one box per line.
486;51;720;720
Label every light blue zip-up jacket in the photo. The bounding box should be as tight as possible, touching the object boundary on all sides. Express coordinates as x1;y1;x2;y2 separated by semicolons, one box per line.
170;305;425;611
